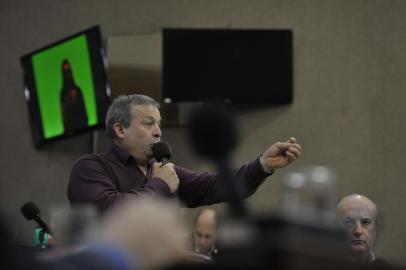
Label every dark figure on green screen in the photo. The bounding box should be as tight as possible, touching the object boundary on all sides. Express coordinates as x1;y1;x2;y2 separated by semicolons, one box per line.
60;59;88;133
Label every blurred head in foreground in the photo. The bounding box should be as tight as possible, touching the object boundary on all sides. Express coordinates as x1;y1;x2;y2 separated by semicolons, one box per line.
337;194;377;264
97;196;189;270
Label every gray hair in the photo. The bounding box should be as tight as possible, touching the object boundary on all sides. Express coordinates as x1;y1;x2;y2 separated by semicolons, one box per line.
105;94;160;139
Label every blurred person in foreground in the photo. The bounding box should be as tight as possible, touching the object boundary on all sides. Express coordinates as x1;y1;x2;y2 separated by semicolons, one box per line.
337;194;395;268
193;208;219;259
49;196;189;270
68;94;302;213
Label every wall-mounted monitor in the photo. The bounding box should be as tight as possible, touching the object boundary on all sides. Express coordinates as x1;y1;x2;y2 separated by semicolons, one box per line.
163;28;293;104
21;26;111;148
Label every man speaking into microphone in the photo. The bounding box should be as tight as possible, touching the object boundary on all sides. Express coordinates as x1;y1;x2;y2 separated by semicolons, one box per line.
67;94;302;213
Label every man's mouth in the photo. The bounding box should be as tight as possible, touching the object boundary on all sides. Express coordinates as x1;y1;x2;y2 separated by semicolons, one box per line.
148;141;160;148
146;141;161;157
351;240;366;245
150;140;160;146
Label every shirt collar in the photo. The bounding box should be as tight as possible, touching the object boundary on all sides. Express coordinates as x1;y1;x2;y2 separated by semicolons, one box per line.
368;251;376;263
109;143;136;165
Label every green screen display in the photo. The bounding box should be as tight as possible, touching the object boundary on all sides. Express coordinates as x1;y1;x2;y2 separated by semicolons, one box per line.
32;35;98;139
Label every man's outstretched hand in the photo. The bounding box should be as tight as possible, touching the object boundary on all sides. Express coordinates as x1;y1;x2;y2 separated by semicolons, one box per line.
260;137;302;172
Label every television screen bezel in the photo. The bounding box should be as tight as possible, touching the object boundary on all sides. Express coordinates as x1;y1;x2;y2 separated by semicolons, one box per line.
20;25;110;148
162;28;293;104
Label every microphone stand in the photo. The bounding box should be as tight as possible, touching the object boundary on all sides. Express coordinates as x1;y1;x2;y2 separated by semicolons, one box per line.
39;228;46;248
34;227;47;249
217;158;246;218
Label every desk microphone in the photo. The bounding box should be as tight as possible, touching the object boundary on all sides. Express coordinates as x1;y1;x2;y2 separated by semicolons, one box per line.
21;201;53;236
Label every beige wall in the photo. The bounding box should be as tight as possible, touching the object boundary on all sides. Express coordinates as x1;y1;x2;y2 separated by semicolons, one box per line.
1;0;405;263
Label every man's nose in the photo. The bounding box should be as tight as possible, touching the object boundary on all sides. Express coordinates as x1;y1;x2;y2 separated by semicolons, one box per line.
153;124;161;138
198;237;207;244
353;222;363;236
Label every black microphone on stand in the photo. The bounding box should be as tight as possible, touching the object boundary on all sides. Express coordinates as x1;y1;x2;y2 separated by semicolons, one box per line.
151;141;172;165
187;104;237;161
21;201;53;236
187;103;246;217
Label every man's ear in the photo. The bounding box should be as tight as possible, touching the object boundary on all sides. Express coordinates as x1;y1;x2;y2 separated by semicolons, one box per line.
113;123;126;139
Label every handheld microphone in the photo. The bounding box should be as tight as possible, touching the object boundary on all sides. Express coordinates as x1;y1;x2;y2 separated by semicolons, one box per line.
21;201;53;236
151;141;172;165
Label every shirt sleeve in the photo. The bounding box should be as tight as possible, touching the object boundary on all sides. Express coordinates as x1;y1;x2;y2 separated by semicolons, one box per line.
176;157;272;208
67;155;171;212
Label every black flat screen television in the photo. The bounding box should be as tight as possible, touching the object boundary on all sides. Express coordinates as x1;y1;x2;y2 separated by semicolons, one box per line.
21;26;111;148
163;28;293;104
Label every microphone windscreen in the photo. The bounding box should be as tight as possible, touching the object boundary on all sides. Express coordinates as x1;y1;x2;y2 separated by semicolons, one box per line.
21;201;40;221
152;141;172;163
187;104;237;160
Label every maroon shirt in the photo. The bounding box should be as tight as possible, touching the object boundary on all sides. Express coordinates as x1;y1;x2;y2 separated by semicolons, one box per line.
67;143;272;212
